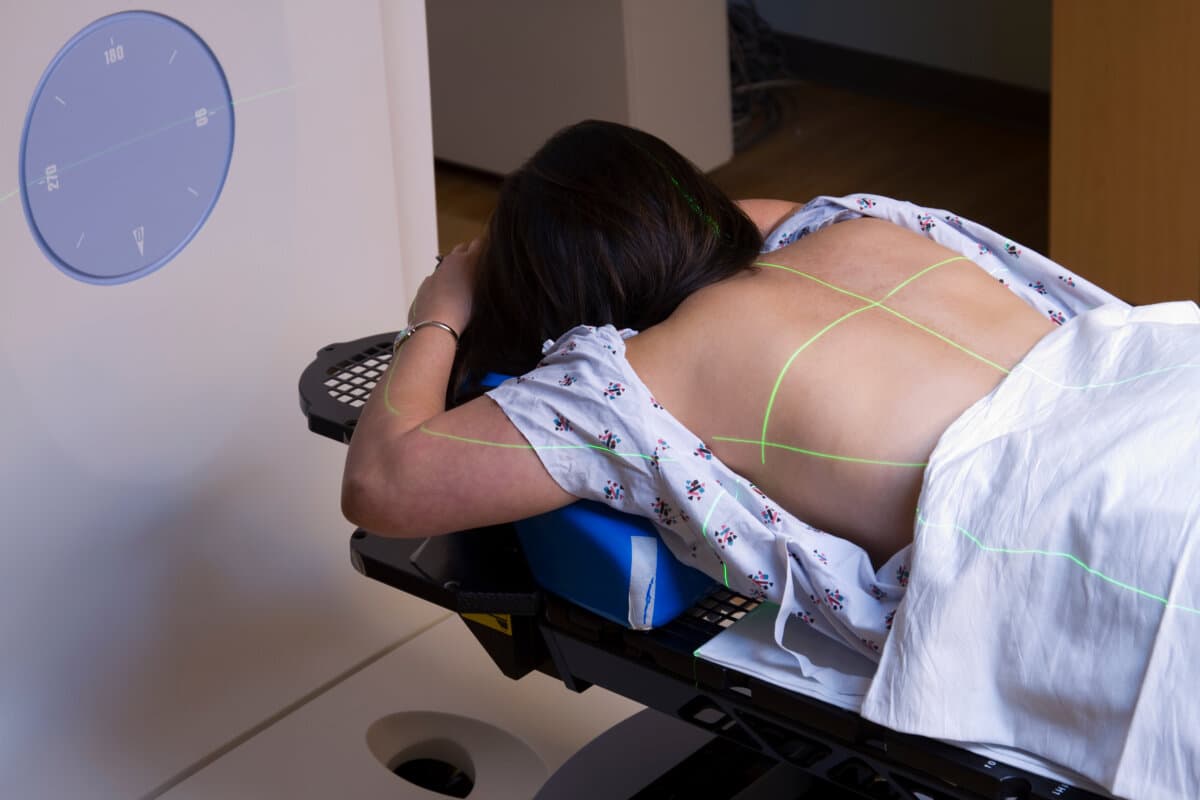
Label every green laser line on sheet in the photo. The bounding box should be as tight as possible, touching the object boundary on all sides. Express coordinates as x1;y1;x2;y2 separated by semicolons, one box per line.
701;488;732;587
916;510;1200;616
1014;361;1200;391
700;488;725;535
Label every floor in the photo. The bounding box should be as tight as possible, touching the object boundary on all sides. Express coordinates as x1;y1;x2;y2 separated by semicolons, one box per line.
432;80;1050;257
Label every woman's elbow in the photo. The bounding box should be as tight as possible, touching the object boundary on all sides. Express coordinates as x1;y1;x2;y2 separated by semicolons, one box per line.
339;473;433;539
340;476;376;532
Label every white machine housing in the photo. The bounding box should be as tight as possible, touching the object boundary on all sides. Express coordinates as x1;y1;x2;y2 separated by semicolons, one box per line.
0;2;639;798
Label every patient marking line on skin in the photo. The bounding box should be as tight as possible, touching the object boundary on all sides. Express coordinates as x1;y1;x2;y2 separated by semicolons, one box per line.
746;258;1200;465
385;348;905;466
711;436;928;468
757;261;1200;391
755;255;970;464
757;260;1011;373
384;249;1199;471
916;510;1200;617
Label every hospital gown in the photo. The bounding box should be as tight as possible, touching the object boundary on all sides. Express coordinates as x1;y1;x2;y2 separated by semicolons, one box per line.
486;194;1114;689
491;194;1200;799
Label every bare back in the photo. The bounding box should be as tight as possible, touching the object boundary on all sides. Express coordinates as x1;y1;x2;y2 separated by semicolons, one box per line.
624;216;1055;568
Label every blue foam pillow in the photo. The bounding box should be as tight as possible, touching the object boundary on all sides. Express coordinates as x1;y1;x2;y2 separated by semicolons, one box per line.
478;373;716;628
513;500;717;629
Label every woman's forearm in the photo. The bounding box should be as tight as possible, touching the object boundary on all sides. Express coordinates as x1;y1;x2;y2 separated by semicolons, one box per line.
342;235;479;511
342;325;458;487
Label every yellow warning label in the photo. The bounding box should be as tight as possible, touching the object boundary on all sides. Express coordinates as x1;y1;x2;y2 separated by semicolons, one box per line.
461;612;513;636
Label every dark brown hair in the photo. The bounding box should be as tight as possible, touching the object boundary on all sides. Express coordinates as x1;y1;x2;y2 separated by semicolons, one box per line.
451;119;763;402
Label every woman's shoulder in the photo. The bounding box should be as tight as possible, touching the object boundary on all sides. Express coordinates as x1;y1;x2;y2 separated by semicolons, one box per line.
735;198;805;238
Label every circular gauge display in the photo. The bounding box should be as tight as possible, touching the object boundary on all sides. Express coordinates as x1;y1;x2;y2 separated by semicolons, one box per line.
20;11;234;285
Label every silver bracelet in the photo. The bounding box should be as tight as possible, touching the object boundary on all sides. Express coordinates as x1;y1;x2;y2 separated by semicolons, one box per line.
393;320;459;355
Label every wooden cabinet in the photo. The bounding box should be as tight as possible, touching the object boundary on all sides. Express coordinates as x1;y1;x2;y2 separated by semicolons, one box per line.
1051;0;1200;304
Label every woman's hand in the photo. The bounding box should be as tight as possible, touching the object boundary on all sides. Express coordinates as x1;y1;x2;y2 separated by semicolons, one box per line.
407;236;482;333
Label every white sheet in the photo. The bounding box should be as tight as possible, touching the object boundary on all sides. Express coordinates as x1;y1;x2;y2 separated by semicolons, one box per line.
697;194;1200;799
697;602;1114;796
862;299;1200;800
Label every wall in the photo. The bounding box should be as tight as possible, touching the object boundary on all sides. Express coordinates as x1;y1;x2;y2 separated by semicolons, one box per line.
745;0;1051;91
426;0;731;175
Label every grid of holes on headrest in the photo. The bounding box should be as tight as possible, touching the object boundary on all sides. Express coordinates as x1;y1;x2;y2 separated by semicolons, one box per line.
681;587;760;633
321;343;393;409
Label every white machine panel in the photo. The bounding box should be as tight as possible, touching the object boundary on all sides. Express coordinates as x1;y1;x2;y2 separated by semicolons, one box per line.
0;2;442;797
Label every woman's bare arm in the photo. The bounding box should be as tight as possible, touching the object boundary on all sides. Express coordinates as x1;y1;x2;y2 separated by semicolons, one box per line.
341;237;574;538
342;384;574;539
